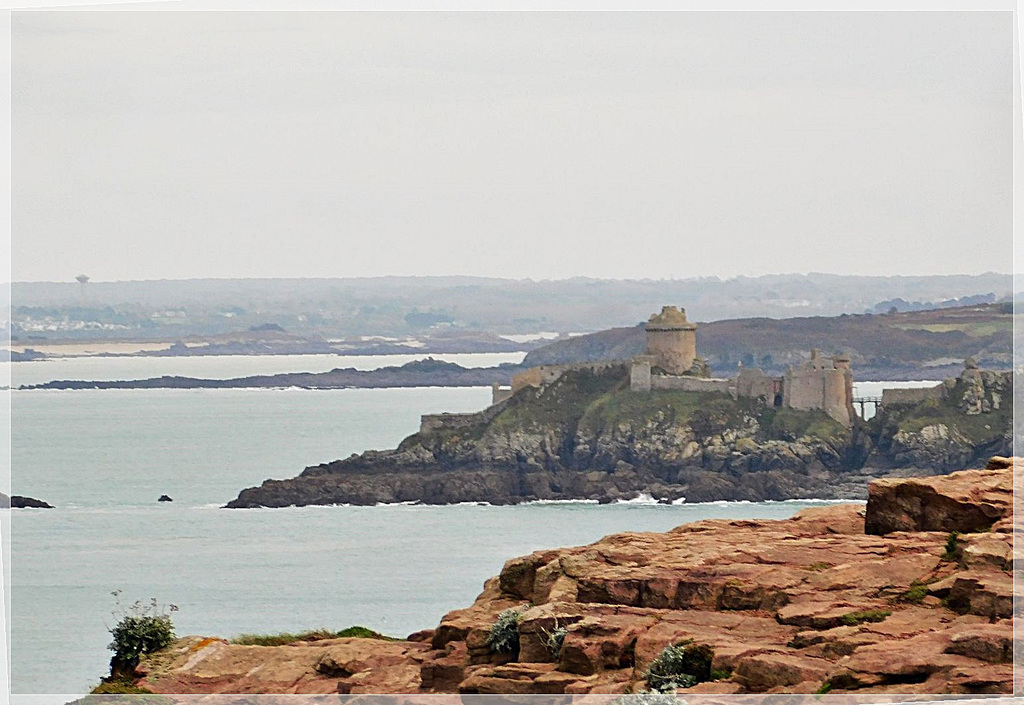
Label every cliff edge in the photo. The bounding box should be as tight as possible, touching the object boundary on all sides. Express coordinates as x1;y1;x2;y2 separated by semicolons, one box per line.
128;461;1018;695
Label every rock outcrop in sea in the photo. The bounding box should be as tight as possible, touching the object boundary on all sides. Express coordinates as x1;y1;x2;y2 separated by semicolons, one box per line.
127;461;1017;695
226;366;1011;508
0;493;53;509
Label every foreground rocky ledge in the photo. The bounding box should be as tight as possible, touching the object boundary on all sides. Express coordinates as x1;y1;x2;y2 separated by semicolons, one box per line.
126;462;1019;695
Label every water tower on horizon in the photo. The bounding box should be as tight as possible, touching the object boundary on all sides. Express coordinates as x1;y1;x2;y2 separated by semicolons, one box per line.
75;274;90;301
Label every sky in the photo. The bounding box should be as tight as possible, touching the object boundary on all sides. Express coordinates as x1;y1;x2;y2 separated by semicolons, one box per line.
11;10;1013;283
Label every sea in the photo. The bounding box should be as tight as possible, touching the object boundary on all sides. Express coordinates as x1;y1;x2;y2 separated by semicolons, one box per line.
5;352;938;694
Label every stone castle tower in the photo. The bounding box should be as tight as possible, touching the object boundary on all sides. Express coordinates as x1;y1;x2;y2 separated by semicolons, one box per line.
782;349;856;427
645;306;697;375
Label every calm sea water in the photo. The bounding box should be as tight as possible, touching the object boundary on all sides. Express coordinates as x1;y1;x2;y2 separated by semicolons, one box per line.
7;356;926;694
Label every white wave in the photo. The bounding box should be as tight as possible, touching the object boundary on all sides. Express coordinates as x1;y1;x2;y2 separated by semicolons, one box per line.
523;498;600;505
612;493;662;506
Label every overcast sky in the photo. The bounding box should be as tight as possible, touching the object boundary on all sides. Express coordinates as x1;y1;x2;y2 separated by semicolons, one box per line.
12;11;1012;283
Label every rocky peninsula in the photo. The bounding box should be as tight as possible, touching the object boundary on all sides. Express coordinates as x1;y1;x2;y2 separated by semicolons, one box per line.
24;358;519;391
226;362;1011;508
115;461;1018;695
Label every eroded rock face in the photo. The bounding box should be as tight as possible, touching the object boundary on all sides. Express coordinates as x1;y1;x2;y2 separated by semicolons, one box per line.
134;636;431;694
864;466;1014;535
133;462;1019;695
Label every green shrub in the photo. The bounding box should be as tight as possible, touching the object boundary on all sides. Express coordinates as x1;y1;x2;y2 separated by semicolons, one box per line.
487;607;524;654
942;532;960;561
231;625;392;646
816;681;832;695
541;621;569;657
107;593;176;668
644;641;714;693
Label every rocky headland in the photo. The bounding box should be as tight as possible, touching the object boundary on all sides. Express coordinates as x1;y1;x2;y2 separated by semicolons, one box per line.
226;365;1011;508
115;461;1018;695
24;358;521;391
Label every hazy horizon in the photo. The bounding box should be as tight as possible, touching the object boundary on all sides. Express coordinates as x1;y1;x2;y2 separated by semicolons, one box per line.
13;11;1012;283
9;270;1015;286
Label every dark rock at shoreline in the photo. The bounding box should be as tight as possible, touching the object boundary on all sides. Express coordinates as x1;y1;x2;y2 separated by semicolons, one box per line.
158;495;173;502
0;493;54;509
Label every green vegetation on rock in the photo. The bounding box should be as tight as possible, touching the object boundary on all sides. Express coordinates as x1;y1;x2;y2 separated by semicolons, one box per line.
644;641;714;692
487;608;525;654
489;368;626;433
839;609;891;626
107;595;176;672
758;407;848;443
942;532;961;561
231;626;393;646
896;583;930;604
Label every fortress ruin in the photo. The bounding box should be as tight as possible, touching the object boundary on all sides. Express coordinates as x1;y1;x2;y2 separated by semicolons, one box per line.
515;306;856;427
425;306;858;433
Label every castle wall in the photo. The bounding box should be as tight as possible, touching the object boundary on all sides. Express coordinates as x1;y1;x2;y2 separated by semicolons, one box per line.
630;357;652;392
647;328;697;375
735;367;780;402
881;385;944;406
491;383;513;405
784;366;854;426
824;369;854;427
513;361;627;393
650;375;733;395
420;397;510;434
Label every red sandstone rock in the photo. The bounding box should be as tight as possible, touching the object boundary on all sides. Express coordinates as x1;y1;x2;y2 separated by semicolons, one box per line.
130;462;1018;695
864;466;1013;535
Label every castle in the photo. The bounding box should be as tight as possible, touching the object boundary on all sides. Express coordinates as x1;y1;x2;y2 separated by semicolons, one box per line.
498;306;857;427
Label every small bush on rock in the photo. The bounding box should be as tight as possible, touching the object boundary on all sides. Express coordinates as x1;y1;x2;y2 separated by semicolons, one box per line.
541;620;569;657
107;591;177;674
487;607;524;654
943;531;961;561
644;641;714;692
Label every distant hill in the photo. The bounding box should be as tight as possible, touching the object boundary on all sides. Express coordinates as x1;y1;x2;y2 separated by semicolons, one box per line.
8;273;1011;342
524;303;1013;380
